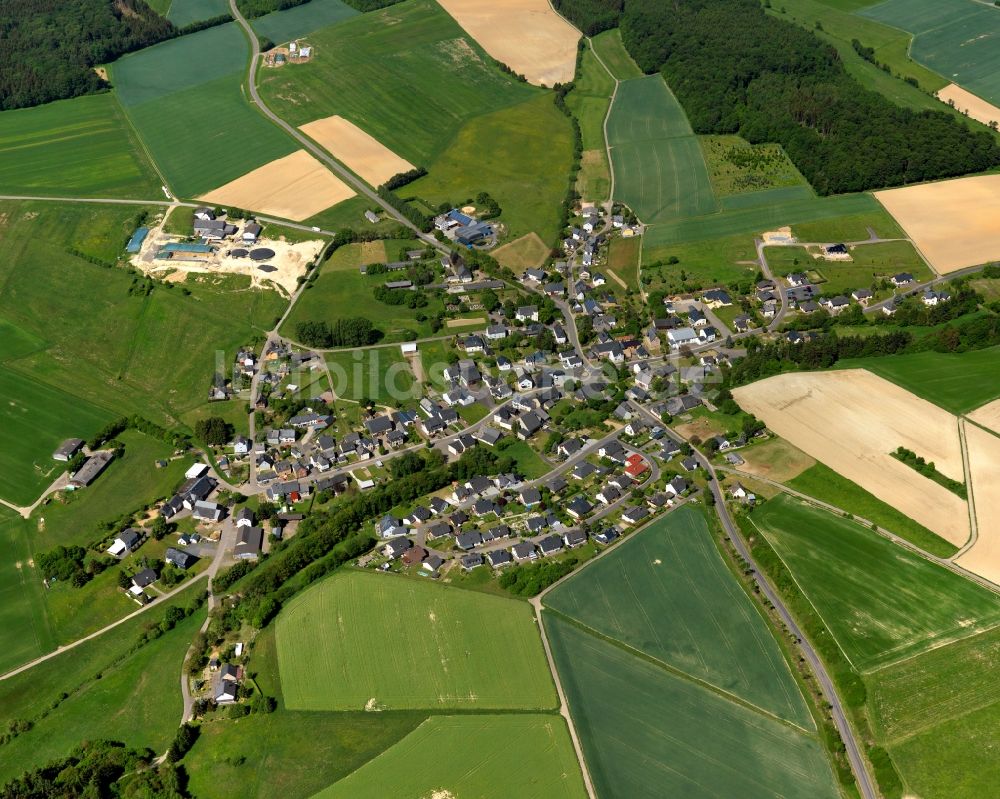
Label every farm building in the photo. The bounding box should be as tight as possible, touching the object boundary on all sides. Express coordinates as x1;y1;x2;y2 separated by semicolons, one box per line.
68;451;114;488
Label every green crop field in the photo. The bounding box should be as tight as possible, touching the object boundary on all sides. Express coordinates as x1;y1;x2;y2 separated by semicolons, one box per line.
567;43;614;203
861;0;1000;105
545;507;811;726
282;242;445;342
256;0;539;168
312;715;586;799
0;584;204;783
0;93;161;198
764;240;933;295
275;570;556;710
606;75;717;223
0;201;284;438
111;23;298;197
750;495;1000;671
251;0;358;42
591;29;642;80
403;93;574;244
166;0;230;26
545;615;839;799
837;346;1000;414
0;509;54;675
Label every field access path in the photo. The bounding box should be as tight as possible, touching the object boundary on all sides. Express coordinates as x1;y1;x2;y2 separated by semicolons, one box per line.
628;401;879;799
226;0;446;256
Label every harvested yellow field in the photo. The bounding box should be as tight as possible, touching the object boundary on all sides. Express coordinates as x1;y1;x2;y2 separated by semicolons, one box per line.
199;151;354;222
937;84;1000;128
733;370;969;546
435;0;579;86
955;423;1000;585
968;399;1000;436
299;115;414;187
875;175;1000;274
738;437;816;484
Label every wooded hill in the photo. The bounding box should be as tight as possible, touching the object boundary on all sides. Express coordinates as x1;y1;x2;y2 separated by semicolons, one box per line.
0;0;174;110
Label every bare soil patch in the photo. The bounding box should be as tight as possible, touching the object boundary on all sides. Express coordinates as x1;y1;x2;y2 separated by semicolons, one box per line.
434;0;579;86
937;84;1000;128
956;423;1000;585
875;175;1000;273
359;240;387;264
733;370;969;546
445;317;486;328
299;115;414;186
199;150;354;222
739;437;816;483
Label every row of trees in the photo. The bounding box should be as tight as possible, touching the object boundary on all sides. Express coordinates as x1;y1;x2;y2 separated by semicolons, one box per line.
551;0;622;36
618;0;1000;194
294;318;382;348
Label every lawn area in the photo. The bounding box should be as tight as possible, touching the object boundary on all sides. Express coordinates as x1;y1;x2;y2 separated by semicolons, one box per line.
500;439;551;480
0;368;115;506
492;233;551;271
0;201;285;434
402;92;575;245
643;192;880;254
275;570;556;710
860;0;1000;105
0;584;204;783
0;509;54;676
607;235;641;290
749;494;1000;671
607;75;717;224
590;29;642;80
785;462;958;557
545;507;812;726
700;135;810;198
544;614;839;799
326;347;417;406
250;0;358;42
837;346;1000;415
283;241;444;342
256;0;539;167
311;715;586;799
763;240;933;296
0;93;161;198
567;42;614;203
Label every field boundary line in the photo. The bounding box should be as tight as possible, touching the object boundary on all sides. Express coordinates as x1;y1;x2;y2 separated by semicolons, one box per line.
543;606;817;734
864;619;1000;680
746;514;862;673
955;416;979;557
107;63;175;198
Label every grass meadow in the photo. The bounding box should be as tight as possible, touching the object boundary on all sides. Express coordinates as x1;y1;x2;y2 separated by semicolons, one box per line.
0;585;204;783
545;507;812;726
837;346;1000;415
111;23;298;197
275;570;556;710
607;75;717;223
311;715;587;799
166;0;230;26
0;509;54;675
641;230;759;290
567;43;614;203
251;0;358;42
0;201;283;446
325;348;416;406
402;93;574;244
607;236;641;290
256;0;539;168
861;0;1000;105
590;29;642;80
750;495;1000;671
0;93;161;198
544;614;839;799
699;135;809;198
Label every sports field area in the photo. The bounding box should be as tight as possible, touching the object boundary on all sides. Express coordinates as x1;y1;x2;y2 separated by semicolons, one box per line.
0;93;161;198
251;0;358;42
837;345;1000;414
607;75;717;224
545;507;812;726
0;201;285;460
861;0;1000;106
257;0;539;169
311;715;586;799
545;614;838;799
111;23;298;198
750;495;1000;671
275;570;556;710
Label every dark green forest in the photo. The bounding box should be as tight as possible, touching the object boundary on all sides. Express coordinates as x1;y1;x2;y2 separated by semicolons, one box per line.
618;0;999;193
552;0;622;36
237;0;401;15
0;0;174;110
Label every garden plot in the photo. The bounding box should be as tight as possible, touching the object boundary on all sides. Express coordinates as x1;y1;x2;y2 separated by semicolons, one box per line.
733;370;969;546
874;175;1000;273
